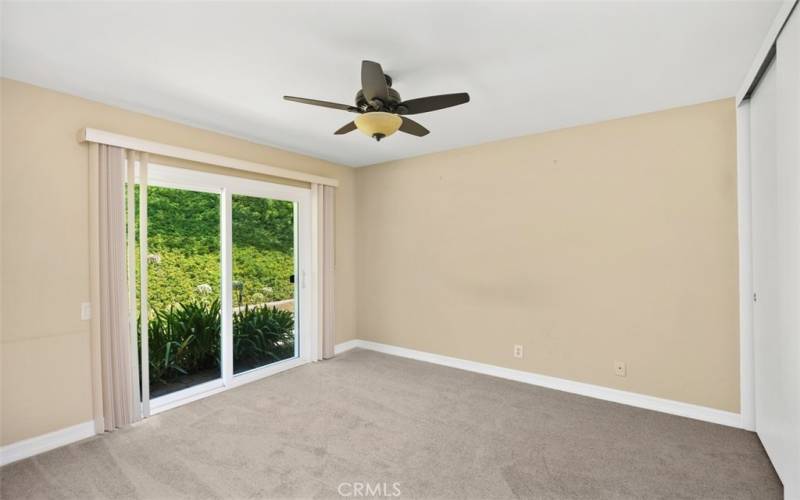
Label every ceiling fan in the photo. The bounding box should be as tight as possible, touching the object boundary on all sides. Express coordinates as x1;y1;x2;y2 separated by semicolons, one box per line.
283;60;470;141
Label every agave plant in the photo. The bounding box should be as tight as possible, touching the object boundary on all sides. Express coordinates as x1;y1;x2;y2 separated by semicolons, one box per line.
233;305;294;370
143;299;293;387
143;299;221;385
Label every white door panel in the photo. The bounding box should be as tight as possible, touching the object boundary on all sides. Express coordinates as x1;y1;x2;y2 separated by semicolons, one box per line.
750;9;800;497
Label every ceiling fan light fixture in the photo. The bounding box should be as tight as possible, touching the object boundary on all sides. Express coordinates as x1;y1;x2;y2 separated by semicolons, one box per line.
284;60;469;139
354;112;402;141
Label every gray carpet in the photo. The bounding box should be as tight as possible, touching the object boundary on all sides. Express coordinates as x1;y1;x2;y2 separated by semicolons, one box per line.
0;348;781;499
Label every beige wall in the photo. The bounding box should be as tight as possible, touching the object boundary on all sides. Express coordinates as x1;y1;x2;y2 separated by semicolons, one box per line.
0;78;357;445
0;79;741;446
355;98;740;412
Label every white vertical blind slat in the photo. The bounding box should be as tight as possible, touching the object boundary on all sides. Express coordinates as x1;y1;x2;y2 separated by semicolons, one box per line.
322;186;336;359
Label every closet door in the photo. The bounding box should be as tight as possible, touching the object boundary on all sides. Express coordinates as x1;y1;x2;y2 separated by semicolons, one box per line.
750;9;800;494
749;57;780;468
772;9;800;491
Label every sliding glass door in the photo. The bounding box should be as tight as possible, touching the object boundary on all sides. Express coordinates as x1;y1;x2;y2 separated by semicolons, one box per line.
232;194;298;374
146;185;223;399
129;163;311;414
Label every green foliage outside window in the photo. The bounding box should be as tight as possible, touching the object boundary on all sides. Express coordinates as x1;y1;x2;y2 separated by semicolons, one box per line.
130;186;295;309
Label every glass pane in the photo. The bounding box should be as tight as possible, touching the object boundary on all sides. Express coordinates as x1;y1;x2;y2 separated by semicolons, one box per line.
232;194;297;374
143;185;222;398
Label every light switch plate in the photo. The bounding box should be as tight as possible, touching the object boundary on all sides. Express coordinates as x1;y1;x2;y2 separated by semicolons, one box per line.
81;302;92;321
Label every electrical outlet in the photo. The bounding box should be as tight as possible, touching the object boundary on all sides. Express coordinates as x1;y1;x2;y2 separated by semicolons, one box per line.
513;345;524;359
614;361;626;377
81;302;92;321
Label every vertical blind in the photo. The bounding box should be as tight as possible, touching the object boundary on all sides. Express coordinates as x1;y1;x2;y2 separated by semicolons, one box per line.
87;133;337;430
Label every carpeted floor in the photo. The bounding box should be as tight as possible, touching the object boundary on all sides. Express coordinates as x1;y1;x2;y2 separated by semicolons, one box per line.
0;348;781;499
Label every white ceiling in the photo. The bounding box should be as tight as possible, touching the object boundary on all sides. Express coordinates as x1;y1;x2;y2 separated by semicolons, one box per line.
1;1;781;167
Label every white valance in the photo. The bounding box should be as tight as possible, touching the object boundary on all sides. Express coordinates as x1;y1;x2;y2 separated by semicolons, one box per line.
79;128;339;187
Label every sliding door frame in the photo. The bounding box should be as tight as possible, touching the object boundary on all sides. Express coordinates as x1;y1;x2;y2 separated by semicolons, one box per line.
134;163;313;415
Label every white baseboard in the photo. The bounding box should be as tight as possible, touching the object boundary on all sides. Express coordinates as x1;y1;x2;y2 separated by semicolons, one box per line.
0;421;96;467
335;339;743;429
334;339;361;355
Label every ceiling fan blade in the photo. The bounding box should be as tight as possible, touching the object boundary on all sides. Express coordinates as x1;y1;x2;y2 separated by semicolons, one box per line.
334;121;357;135
398;93;470;115
361;60;389;103
284;96;359;113
399;117;430;137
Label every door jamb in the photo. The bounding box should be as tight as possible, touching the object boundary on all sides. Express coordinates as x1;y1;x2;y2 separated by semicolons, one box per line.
736;101;755;431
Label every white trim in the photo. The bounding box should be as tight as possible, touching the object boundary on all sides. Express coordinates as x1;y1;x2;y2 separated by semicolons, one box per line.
292;202;301;360
79;128;339;187
139;155;150;418
0;421;96;466
221;189;234;388
150;378;225;414
230;356;307;386
736;101;756;431
295;187;314;365
143;163;311;199
150;386;227;416
336;340;743;429
737;0;798;105
149;357;307;415
126;152;141;421
334;339;360;355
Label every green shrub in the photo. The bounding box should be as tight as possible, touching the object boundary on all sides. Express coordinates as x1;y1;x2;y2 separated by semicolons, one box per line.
130;185;296;310
232;246;294;304
145;299;221;385
142;300;294;387
233;305;295;371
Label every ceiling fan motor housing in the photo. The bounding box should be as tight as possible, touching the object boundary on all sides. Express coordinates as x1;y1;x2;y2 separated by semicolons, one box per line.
356;86;402;112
